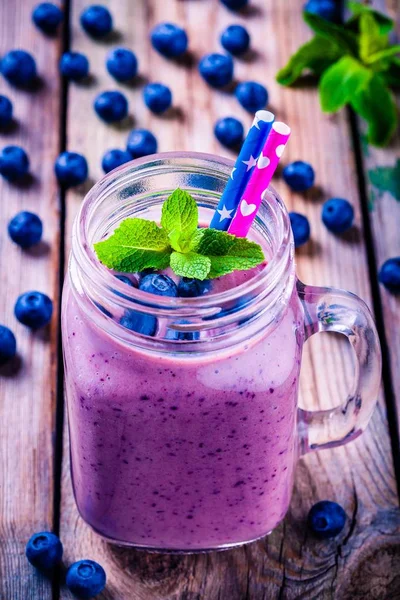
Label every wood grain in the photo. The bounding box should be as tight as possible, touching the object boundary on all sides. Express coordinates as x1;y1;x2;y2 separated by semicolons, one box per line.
59;1;400;599
0;1;63;597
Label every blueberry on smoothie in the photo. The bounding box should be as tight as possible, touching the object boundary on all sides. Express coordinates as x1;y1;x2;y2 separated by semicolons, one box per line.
106;47;138;81
115;275;135;287
178;278;211;297
32;3;63;34
0;95;13;128
139;273;177;297
214;117;244;149
220;0;249;10
94;90;128;123
304;0;341;23
120;311;157;336
151;23;188;58
283;161;315;192
126;129;157;158
55;151;88;187
289;212;310;247
66;559;106;598
25;532;63;570
143;83;172;114
322;198;354;234
8;211;43;248
60;52;89;81
198;53;234;88
80;5;112;38
166;320;200;341
221;24;250;56
0;146;29;182
15;291;53;329
308;501;346;538
1;50;37;87
101;148;131;173
0;325;16;366
378;257;400;293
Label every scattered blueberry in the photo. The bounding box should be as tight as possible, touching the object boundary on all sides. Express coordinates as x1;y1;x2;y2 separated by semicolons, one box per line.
304;0;341;23
289;212;310;248
25;532;63;570
198;53;234;88
143;83;172;115
0;146;29;182
0;95;13;128
0;50;37;87
378;257;400;293
166;320;200;341
283;161;315;192
106;47;138;82
322;198;354;234
139;273;178;297
55;151;88;187
214;117;244;149
60;52;89;81
66;559;106;599
80;5;112;38
0;325;17;366
151;23;188;58
235;81;268;112
32;3;63;34
220;24;250;56
8;211;43;248
15;291;53;329
126;129;157;158
102;148;131;173
120;311;157;336
115;275;135;287
220;0;249;10
308;501;346;538
94;90;128;123
178;277;211;297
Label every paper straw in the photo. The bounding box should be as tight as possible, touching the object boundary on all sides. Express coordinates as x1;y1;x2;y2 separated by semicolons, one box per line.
227;122;291;238
210;110;275;231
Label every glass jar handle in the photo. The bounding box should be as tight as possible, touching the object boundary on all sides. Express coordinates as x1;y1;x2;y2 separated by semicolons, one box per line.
297;281;382;454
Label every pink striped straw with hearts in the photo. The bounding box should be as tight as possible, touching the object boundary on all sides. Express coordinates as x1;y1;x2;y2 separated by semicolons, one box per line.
227;122;291;238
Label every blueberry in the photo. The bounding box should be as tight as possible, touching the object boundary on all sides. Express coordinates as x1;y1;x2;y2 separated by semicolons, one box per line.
25;532;63;570
0;146;29;182
80;5;112;38
322;198;354;234
143;83;172;115
304;0;341;23
178;278;211;297
102;148;131;173
379;257;400;293
308;501;346;538
139;273;178;297
115;275;135;287
106;47;138;82
151;23;188;58
283;161;315;192
94;90;128;123
220;24;250;56
214;117;244;149
55;151;88;187
0;95;13;128
126;129;157;158
120;311;157;336
66;559;106;599
15;291;53;329
198;53;234;88
0;50;37;87
220;0;248;10
235;81;268;113
8;211;43;248
289;212;310;248
32;3;63;34
60;51;89;81
166;320;200;341
0;325;16;366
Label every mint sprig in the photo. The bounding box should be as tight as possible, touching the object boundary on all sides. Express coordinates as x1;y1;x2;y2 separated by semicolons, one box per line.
94;188;265;280
276;4;399;147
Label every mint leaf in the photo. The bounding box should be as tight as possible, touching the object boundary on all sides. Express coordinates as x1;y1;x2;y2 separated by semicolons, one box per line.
350;73;398;146
170;252;211;280
319;56;371;112
94;218;171;272
197;229;265;278
366;45;400;65
347;2;394;36
161;188;198;236
359;12;388;63
276;36;343;86
303;12;358;56
368;159;400;202
381;58;400;88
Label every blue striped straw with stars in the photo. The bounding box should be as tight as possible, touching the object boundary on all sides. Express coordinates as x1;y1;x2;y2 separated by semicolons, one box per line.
210;110;275;231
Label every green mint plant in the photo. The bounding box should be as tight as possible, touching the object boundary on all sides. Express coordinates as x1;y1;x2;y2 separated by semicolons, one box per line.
276;3;400;147
94;188;265;280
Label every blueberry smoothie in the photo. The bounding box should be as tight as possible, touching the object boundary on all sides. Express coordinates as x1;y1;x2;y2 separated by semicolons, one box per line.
62;262;304;550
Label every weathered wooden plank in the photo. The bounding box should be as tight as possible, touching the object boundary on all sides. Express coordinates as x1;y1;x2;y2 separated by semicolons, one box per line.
60;1;400;598
0;1;63;597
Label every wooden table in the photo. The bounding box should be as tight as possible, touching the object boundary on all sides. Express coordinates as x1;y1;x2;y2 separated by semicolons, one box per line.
1;1;400;598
